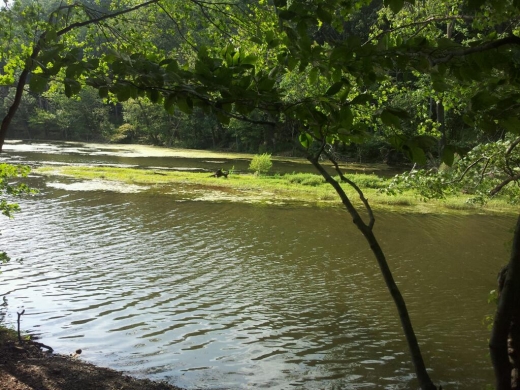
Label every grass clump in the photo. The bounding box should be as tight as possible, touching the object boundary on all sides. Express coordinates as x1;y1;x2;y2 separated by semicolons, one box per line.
0;325;18;344
284;173;325;186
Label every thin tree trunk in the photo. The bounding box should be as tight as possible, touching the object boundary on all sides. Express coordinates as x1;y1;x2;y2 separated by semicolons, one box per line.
308;156;437;390
490;214;520;390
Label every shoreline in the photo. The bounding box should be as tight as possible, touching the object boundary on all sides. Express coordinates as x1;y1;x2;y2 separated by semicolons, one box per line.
0;334;185;390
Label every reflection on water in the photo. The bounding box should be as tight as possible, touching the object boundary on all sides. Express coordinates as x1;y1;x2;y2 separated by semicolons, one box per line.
0;140;399;177
0;187;513;389
0;141;514;389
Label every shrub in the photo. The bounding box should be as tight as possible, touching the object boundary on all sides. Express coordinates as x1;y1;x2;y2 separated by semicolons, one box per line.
249;153;272;175
110;123;136;143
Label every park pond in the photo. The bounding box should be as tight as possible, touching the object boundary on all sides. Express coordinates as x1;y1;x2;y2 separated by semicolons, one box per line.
0;140;515;389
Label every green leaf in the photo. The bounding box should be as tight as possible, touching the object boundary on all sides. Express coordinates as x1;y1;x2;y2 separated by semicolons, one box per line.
467;0;486;10
278;10;296;20
268;38;281;49
164;94;176;114
29;74;47;93
325;82;342;96
64;78;81;97
64;82;72;98
242;54;258;65
471;91;498;110
257;77;276;91
339;107;353;129
44;29;58;42
499;116;520;134
98;86;109;99
442;145;455;166
115;84;132;102
177;96;193;115
409;135;437;149
309;67;318;84
287;56;298;71
299;132;312;149
432;79;449;92
65;63;84;79
380;109;401;129
148;89;160;103
329;45;351;63
316;6;332;24
406;145;427;165
350;94;372;105
384;0;404;13
385;107;410;119
216;112;231;125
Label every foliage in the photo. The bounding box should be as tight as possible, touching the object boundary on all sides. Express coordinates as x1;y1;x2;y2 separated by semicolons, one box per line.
0;163;34;266
249;153;272;175
384;139;520;204
0;164;32;218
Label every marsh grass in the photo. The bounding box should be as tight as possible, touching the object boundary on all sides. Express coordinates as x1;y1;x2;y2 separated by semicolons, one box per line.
36;166;518;215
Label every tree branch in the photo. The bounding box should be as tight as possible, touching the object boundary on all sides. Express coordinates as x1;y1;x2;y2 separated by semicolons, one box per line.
490;173;520;197
431;35;520;65
156;2;197;51
324;148;375;230
364;15;474;46
445;157;487;185
55;0;160;38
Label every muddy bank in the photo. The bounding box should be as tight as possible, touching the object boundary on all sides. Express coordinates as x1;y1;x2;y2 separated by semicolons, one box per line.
0;338;184;390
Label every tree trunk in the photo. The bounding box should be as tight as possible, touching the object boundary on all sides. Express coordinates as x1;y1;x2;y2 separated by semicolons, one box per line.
436;100;446;155
308;156;437;390
490;214;520;390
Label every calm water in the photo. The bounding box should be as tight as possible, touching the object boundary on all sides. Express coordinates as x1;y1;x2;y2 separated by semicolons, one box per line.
0;141;515;389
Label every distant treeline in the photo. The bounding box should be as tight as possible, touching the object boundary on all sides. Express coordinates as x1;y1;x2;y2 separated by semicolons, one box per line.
1;85;398;163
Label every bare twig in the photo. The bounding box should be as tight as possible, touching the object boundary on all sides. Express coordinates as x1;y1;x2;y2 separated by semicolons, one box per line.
364;15;474;46
445;156;487;184
157;2;197;51
504;137;520;176
475;158;490;188
55;0;160;38
16;309;25;343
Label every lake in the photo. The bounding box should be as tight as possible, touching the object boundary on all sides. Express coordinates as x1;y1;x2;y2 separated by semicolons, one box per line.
0;141;514;389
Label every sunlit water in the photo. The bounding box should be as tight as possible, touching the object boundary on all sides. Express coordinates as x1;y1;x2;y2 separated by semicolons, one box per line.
0;141;515;389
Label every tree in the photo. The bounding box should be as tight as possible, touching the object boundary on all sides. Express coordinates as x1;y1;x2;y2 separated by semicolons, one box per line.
0;0;161;151
1;0;520;389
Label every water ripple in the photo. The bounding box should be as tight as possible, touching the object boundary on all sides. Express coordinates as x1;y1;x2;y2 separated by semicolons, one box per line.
0;189;514;389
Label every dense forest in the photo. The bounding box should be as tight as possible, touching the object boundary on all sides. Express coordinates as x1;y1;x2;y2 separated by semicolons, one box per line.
1;1;520;389
1;0;514;164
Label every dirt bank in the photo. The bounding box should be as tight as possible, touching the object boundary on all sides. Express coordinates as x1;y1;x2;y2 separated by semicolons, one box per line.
0;337;184;390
